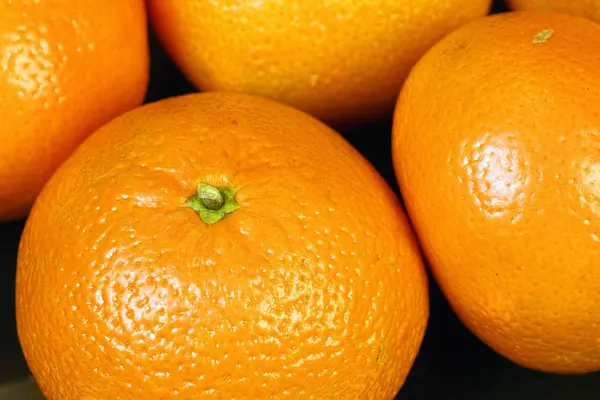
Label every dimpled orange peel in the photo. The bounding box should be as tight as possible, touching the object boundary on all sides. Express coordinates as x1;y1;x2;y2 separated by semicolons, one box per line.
17;92;429;399
147;0;492;127
393;12;600;374
0;0;149;221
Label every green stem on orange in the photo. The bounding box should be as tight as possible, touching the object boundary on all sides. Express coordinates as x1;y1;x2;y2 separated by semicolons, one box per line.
186;182;240;225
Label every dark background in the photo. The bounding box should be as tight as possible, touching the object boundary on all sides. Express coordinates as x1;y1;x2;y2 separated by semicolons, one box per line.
1;1;599;398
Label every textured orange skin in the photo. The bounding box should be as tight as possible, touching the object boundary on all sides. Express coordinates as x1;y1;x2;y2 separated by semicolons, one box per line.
0;0;149;221
393;12;600;374
17;92;429;399
508;0;600;23
147;0;491;127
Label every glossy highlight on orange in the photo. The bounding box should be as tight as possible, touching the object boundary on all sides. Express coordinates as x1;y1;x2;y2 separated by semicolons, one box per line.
17;92;429;399
147;0;491;127
393;11;600;374
0;0;148;221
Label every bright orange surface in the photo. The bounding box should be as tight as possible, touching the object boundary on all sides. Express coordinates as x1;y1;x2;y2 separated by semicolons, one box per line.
147;0;491;127
17;92;429;399
393;12;600;374
0;0;149;221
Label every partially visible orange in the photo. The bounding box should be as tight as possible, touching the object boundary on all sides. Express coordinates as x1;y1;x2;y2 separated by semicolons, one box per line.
508;0;600;23
393;11;600;373
17;92;429;399
147;0;491;127
0;0;149;221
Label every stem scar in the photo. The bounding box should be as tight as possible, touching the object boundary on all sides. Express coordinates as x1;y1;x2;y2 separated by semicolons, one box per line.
533;29;554;44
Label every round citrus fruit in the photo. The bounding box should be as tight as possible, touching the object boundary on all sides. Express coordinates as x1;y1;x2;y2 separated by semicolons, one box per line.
147;0;491;127
0;0;149;221
508;0;600;23
393;11;600;374
17;92;429;399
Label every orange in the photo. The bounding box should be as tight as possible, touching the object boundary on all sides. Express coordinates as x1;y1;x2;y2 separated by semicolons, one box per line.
147;0;491;127
508;0;600;23
392;11;600;374
0;0;149;221
16;92;429;399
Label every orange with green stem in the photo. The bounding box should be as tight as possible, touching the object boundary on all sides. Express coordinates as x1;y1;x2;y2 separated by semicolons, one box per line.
17;92;429;399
